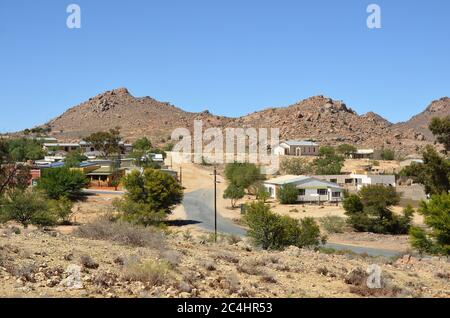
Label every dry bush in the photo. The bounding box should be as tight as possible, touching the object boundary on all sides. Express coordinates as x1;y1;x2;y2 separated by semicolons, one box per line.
76;218;165;249
94;272;118;288
319;215;348;234
7;263;37;282
160;250;182;268
316;266;329;276
80;255;99;269
435;272;450;280
260;274;277;284
214;251;239;264
123;259;170;286
201;259;216;271
237;262;264;276
226;235;241;245
344;267;402;297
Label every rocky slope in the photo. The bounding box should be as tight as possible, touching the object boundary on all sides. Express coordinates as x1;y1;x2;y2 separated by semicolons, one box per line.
26;88;450;155
0;224;448;298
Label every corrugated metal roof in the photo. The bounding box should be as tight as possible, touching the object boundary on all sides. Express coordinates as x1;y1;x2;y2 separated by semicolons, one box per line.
283;140;319;146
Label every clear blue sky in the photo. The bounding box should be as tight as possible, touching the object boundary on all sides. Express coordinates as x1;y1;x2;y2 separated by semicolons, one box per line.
0;0;449;132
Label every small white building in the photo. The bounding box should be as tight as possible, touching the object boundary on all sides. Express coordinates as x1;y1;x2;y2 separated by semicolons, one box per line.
313;173;396;191
273;140;320;156
264;175;344;203
349;149;374;159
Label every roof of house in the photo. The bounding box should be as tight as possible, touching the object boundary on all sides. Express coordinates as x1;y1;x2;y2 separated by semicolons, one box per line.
43;143;80;147
355;149;374;154
264;175;342;189
282;140;319;147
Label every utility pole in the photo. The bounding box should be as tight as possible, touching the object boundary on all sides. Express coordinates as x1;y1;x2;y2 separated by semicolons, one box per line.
179;166;182;185
214;166;217;243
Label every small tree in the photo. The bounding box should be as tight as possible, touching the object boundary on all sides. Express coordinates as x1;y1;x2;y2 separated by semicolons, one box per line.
401;145;450;195
337;144;357;157
277;184;299;204
133;137;152;151
84;127;123;158
244;201;325;250
64;150;88;168
224;162;262;193
343;185;412;234
319;146;335;157
0;190;56;228
380;149;395;161
256;185;270;203
409;193;450;255
36;167;89;200
429;116;450;152
223;183;245;208
49;197;74;225
117;169;183;225
279;157;313;175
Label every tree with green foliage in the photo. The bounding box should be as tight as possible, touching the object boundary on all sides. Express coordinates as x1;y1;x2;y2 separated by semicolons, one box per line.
244;201;325;250
48;197;74;225
64;150;88;168
117;169;183;225
343;185;413;234
256;184;270;203
223;183;245;208
132;137;152;151
401;145;450;195
277;184;299;204
337;144;357;157
84;127;123;158
279;157;313;175
224;162;263;192
429;116;450;152
313;154;344;175
7;138;45;162
36;167;88;200
0;190;56;228
409;193;450;255
319;146;336;157
380;148;395;161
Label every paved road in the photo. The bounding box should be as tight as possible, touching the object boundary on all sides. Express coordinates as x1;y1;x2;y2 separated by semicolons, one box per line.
183;189;246;236
182;188;401;257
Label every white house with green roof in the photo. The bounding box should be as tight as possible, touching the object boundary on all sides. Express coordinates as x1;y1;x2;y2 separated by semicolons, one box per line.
263;175;343;203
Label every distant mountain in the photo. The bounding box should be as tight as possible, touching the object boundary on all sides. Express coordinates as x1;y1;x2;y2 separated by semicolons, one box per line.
17;88;450;155
393;97;450;141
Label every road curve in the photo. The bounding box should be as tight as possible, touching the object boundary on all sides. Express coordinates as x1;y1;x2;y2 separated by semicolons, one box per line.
182;188;402;257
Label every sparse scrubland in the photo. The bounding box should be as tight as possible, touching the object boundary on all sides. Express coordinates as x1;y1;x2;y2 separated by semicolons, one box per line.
0;221;448;298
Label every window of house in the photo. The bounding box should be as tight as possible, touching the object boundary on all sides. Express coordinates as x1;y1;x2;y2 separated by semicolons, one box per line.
317;189;327;195
345;178;353;184
330;178;337;183
298;189;305;196
332;192;341;198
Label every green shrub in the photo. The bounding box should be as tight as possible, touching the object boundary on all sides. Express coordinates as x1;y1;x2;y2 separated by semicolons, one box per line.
0;190;56;228
244;201;325;250
409;193;450;255
116;168;183;225
343;185;412;234
49;197;74;225
320;215;347;233
277;184;299;204
36;167;88;200
223;183;245;208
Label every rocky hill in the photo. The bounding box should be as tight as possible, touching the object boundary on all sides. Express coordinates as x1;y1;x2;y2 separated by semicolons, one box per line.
25;88;450;155
393;97;450;142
